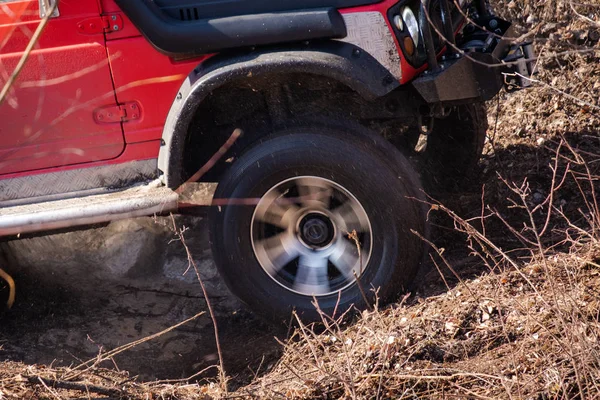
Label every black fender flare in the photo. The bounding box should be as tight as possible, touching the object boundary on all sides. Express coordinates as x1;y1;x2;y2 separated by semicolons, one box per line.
158;41;401;188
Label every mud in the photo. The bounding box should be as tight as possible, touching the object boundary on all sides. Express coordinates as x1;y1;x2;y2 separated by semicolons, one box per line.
0;215;285;385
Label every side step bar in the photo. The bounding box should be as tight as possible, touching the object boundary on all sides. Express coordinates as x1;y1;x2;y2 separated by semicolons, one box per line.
0;182;217;237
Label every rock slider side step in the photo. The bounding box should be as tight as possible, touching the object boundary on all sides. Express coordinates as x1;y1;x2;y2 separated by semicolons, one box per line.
0;183;178;237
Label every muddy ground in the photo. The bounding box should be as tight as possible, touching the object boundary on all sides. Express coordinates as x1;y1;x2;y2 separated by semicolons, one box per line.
0;215;286;386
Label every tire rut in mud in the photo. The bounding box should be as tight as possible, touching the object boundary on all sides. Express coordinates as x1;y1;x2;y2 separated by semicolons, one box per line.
0;215;285;385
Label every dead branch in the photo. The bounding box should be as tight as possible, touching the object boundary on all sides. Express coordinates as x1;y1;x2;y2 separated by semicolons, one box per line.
170;214;228;393
27;376;122;398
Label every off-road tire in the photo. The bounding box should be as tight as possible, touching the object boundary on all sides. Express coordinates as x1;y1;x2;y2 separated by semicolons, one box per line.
209;126;428;322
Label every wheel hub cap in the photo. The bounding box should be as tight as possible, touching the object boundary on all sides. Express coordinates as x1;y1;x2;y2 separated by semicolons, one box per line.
299;213;335;248
251;176;373;296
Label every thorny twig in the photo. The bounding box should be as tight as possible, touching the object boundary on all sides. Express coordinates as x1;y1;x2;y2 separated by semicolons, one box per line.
412;229;481;303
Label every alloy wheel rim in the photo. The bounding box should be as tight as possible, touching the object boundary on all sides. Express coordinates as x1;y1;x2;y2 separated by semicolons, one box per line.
251;176;373;296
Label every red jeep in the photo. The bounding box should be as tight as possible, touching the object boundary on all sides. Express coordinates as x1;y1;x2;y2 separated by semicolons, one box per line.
0;0;533;320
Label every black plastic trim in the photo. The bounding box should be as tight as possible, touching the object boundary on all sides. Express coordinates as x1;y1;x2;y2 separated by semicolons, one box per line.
157;41;401;188
410;53;503;104
114;0;347;56
156;0;383;20
420;0;440;72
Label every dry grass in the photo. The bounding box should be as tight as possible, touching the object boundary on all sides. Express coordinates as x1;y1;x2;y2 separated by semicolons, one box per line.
0;361;225;399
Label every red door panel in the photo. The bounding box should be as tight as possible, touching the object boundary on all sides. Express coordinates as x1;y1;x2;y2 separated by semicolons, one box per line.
100;0;205;145
0;0;125;175
105;37;204;144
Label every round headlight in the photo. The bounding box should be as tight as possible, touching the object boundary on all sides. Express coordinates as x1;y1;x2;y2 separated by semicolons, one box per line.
402;7;420;48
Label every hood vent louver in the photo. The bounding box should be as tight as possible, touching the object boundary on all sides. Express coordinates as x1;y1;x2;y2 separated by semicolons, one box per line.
178;7;200;21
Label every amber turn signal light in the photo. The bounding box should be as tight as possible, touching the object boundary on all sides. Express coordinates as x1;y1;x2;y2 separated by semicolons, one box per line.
403;36;415;56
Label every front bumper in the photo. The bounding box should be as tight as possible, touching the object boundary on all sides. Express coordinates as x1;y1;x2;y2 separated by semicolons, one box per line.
411;16;536;105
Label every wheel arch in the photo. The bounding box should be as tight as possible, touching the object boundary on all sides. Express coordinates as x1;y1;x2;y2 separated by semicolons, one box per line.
157;41;401;188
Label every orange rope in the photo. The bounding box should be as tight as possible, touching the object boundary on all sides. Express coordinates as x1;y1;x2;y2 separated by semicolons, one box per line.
0;268;15;309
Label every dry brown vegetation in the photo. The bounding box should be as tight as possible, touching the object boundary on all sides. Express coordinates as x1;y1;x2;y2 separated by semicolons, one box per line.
238;150;600;398
2;0;600;399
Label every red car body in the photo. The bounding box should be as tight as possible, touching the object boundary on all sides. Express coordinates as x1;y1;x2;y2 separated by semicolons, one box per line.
1;0;428;179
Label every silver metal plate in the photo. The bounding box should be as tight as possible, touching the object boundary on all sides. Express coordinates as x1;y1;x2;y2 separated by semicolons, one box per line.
0;159;158;206
39;0;60;18
339;12;402;81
